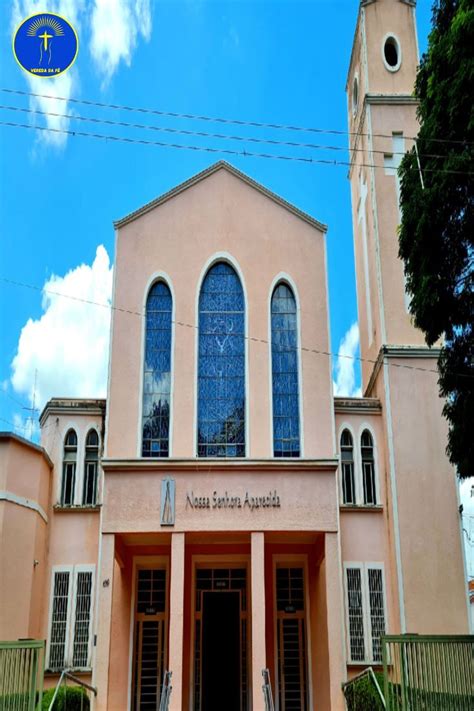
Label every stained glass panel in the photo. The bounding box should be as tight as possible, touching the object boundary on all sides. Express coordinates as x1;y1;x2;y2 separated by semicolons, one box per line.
198;262;245;457
142;281;172;457
271;284;300;457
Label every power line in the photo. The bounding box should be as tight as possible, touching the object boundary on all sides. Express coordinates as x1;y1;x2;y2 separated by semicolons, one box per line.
2;275;473;380
2;86;473;147
0;103;464;162
1;120;473;176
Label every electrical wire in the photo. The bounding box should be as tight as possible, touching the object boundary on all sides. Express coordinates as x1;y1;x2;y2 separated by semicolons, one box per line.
2;86;473;147
1;119;473;176
0;103;466;162
2;275;473;380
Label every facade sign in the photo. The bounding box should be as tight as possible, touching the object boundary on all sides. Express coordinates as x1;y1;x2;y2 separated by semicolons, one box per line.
186;489;281;511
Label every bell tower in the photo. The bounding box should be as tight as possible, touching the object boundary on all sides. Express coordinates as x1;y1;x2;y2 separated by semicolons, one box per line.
346;0;423;392
345;0;470;637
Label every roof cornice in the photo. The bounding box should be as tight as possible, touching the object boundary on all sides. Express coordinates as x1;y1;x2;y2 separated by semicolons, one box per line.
114;161;327;233
102;457;338;473
334;397;382;415
40;398;106;426
365;344;441;396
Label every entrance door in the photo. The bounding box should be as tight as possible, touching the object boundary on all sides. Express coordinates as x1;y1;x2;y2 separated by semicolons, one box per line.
276;566;308;711
202;592;240;711
193;567;248;711
132;568;167;711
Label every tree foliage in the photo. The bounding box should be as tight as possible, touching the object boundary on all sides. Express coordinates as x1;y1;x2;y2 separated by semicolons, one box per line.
398;0;474;478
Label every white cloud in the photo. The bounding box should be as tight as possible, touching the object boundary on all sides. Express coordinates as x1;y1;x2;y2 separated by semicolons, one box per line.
333;322;362;397
10;246;113;412
89;0;152;83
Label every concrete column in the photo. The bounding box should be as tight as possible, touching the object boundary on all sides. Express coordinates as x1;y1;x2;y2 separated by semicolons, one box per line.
92;533;115;711
168;532;185;711
325;532;346;711
251;532;266;711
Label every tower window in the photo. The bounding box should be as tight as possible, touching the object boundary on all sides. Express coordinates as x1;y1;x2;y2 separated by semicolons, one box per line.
383;35;401;72
352;76;359;116
361;429;377;505
61;429;77;505
340;429;355;504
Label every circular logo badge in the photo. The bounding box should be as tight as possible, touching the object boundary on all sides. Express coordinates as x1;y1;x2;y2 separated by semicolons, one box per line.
13;13;78;78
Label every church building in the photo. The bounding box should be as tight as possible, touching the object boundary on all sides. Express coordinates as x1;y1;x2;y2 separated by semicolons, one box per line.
0;2;469;709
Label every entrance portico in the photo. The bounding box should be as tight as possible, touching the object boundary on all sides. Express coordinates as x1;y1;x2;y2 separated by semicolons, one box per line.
93;459;346;710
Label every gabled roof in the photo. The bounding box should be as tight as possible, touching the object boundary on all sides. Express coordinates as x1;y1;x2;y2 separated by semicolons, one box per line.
114;160;327;232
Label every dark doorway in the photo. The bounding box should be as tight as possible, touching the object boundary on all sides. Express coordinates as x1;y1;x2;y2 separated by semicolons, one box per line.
201;591;241;711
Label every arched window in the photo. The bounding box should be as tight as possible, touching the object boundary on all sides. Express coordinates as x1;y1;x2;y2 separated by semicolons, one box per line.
340;429;355;503
83;429;99;505
271;283;300;457
142;281;172;457
61;429;77;505
197;262;245;457
361;429;376;504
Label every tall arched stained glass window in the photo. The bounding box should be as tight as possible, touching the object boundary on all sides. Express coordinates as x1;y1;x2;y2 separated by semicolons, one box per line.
271;283;300;457
198;262;245;457
142;281;172;457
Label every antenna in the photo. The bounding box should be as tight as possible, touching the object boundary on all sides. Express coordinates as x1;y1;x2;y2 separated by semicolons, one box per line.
22;368;39;440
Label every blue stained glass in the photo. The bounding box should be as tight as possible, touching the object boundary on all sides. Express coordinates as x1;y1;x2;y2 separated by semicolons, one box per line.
271;283;300;457
142;281;172;457
198;262;245;457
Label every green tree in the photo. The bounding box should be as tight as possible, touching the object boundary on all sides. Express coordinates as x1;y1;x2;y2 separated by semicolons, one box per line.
398;0;474;478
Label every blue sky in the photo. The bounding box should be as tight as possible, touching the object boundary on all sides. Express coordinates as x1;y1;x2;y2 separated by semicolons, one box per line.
0;0;433;436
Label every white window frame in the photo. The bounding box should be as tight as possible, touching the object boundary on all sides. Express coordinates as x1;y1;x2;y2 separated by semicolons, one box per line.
343;562;388;665
46;564;96;671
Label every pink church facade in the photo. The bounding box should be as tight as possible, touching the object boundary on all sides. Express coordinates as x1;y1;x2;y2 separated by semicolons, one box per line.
0;2;470;709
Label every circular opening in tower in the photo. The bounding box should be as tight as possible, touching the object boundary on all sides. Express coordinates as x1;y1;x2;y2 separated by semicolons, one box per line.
383;35;401;71
352;76;359;116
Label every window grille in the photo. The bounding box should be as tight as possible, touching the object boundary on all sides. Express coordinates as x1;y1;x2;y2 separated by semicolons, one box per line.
346;567;365;662
345;564;386;664
271;283;300;458
197;262;245;457
142;281;172;458
49;571;71;671
72;571;93;667
83;430;99;505
48;567;94;671
367;568;386;662
361;430;376;504
61;429;77;505
276;567;308;711
340;429;355;503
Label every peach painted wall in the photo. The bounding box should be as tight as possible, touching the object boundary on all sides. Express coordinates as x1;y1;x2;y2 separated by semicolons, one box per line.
382;359;468;633
106;166;333;461
0;436;51;640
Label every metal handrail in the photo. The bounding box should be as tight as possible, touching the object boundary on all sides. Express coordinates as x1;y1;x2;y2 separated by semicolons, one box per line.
48;669;97;710
158;670;172;711
262;668;275;711
342;666;386;709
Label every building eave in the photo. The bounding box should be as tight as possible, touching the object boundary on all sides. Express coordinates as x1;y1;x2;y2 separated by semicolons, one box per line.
113;160;328;233
334;397;382;415
0;431;53;468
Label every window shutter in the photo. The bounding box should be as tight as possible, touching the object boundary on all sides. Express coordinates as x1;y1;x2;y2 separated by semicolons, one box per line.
49;571;71;670
72;571;93;667
367;567;386;662
346;567;365;662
